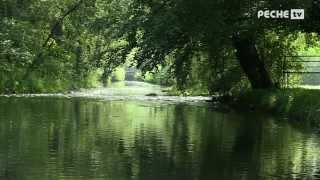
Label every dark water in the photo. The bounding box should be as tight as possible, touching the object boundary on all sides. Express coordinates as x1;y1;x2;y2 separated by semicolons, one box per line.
0;97;320;180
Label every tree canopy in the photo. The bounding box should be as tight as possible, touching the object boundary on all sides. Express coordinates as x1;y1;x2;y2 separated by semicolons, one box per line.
1;0;320;94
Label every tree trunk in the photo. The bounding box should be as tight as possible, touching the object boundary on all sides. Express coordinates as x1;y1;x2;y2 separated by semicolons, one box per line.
233;34;274;89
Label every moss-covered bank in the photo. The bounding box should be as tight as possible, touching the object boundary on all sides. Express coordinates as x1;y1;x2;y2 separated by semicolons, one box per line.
232;89;320;127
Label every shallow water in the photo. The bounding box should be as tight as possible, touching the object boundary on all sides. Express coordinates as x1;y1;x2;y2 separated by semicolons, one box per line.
0;81;212;103
0;82;320;180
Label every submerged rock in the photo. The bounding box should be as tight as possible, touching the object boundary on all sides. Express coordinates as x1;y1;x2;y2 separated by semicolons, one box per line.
145;93;158;97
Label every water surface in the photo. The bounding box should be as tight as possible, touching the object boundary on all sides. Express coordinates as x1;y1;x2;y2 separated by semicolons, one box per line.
0;83;320;180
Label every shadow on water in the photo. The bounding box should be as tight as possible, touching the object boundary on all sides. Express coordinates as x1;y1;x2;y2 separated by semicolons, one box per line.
0;97;320;180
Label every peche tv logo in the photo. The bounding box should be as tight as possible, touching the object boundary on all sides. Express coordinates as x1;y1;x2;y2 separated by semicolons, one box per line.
257;9;304;20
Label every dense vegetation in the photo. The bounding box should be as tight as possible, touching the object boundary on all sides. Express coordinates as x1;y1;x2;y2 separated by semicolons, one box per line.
1;0;130;93
233;89;320;127
1;0;320;94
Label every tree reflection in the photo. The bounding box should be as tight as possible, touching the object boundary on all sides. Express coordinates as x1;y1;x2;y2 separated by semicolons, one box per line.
0;97;320;179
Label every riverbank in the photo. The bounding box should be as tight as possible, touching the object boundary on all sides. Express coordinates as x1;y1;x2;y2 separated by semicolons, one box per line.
231;89;320;127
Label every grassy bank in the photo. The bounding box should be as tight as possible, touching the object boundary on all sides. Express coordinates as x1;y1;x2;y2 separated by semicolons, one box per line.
233;89;320;127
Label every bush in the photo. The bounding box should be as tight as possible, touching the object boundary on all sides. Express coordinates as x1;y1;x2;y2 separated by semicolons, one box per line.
111;67;126;82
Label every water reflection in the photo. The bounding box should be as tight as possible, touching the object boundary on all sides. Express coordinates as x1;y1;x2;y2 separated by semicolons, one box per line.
0;97;320;180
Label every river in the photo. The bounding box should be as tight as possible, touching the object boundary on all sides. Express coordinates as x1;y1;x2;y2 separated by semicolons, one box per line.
0;81;320;180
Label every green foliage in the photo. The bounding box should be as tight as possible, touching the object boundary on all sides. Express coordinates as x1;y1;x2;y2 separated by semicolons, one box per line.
111;67;126;82
0;0;132;93
110;0;315;93
1;0;320;94
142;66;174;86
236;89;320;126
